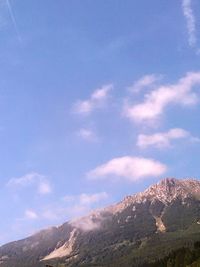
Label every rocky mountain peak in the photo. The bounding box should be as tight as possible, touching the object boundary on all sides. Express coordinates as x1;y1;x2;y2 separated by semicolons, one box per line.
159;177;179;187
145;178;182;197
112;178;200;213
142;177;200;204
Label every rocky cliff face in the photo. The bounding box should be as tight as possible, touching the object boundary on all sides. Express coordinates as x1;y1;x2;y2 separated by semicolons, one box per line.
0;178;200;267
114;178;200;208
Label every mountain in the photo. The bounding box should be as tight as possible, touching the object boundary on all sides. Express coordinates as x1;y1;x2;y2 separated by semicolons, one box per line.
0;178;200;267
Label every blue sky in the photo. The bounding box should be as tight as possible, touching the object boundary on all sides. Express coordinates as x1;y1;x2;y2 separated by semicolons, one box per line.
0;0;200;244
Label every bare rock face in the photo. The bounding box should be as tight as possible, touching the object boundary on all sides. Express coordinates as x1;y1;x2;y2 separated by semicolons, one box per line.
0;178;200;267
144;178;200;203
105;178;200;218
120;178;200;206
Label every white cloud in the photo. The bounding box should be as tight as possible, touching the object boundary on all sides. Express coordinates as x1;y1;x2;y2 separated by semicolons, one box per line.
70;215;102;232
128;74;162;93
25;209;38;220
41;192;109;223
137;128;199;149
63;192;108;206
88;156;167;182
7;172;38;187
16;209;39;222
79;192;108;205
38;181;52;195
73;84;113;115
77;128;97;142
124;72;200;124
7;172;52;195
182;0;196;47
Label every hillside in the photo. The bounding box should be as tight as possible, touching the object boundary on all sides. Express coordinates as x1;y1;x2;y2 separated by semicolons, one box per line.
0;178;200;267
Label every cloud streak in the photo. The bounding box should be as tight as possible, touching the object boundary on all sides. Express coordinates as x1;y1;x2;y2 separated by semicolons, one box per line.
7;172;52;195
41;192;109;222
6;0;22;42
25;209;38;220
128;74;162;93
182;0;196;47
77;128;98;142
124;72;200;124
137;128;199;149
63;192;108;206
73;84;113;115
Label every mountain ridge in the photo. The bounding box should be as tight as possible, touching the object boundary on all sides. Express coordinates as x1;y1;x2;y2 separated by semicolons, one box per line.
0;177;200;267
103;177;200;214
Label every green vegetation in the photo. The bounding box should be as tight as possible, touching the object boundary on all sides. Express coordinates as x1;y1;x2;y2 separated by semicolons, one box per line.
44;227;200;267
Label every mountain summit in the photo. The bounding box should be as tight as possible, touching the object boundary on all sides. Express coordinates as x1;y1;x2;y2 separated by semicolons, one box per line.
0;178;200;267
107;178;200;214
139;177;200;202
144;178;200;202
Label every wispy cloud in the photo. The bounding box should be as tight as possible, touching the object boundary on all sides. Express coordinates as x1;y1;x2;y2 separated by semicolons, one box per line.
70;213;104;232
6;0;22;42
182;0;196;47
128;74;163;93
7;172;52;195
63;192;108;206
79;192;108;205
137;128;200;149
77;128;98;142
38;181;52;195
42;192;109;222
25;209;38;220
12;191;108;236
10;190;109;249
72;84;113;115
69;193;109;231
124;72;200;124
80;192;108;205
88;156;167;182
15;209;39;224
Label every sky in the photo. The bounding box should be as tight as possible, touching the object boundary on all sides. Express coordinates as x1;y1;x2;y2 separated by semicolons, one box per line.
0;0;200;244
